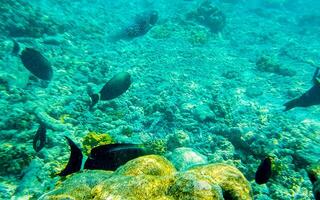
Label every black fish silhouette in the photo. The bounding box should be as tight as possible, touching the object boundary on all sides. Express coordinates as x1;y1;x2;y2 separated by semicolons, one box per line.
90;72;131;107
58;136;83;176
20;48;53;80
255;157;272;184
84;144;147;171
111;10;158;40
33;123;46;152
284;68;320;111
58;137;146;176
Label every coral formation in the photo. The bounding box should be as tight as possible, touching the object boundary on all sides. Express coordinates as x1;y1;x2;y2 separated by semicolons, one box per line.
186;0;226;33
256;55;296;76
0;143;34;176
82;131;114;155
39;155;252;200
145;139;168;155
0;0;64;37
188;26;210;45
167;130;191;151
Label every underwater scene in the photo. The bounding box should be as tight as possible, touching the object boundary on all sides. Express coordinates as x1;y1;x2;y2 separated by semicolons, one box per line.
1;0;320;199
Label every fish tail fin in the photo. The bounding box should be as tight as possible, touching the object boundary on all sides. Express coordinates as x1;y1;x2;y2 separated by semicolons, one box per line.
89;93;100;108
283;98;300;111
57;136;83;176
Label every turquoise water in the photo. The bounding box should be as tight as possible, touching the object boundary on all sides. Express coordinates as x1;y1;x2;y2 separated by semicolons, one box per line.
1;0;320;199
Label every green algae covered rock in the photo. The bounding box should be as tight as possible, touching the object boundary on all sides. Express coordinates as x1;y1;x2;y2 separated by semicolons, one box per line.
189;164;253;200
40;155;252;200
39;170;113;200
167;147;208;171
82;131;114;155
116;155;176;176
168;172;224;200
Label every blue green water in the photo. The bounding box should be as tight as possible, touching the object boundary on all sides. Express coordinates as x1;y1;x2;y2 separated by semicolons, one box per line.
1;0;320;199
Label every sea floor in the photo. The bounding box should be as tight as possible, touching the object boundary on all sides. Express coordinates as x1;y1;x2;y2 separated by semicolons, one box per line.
1;0;320;199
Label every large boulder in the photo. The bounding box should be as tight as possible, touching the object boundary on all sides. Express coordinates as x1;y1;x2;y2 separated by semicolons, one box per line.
39;155;252;200
167;147;208;171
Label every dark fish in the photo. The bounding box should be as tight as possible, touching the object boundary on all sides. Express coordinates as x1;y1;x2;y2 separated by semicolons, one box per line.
33;123;46;152
111;10;158;40
58;137;147;176
255;157;272;184
58;136;83;176
84;144;147;171
12;40;20;56
20;48;53;80
90;72;132;107
284;67;320;111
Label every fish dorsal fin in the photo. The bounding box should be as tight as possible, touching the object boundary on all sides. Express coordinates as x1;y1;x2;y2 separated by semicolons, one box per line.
58;136;83;176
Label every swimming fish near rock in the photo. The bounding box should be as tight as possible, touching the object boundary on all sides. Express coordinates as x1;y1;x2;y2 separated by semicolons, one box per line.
20;48;53;81
84;143;147;171
33;123;47;152
90;71;132;108
284;67;320;111
111;10;158;40
58;137;147;176
255;156;272;184
58;136;83;176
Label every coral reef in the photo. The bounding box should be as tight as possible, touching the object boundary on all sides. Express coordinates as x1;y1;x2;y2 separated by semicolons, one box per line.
39;155;252;200
0;0;64;37
167;130;191;151
145;139;168;155
187;26;210;45
0;143;34;176
256;55;296;76
0;0;319;199
82;131;114;155
186;0;226;33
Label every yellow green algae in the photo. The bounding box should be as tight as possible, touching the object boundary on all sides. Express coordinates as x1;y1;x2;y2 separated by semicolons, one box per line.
39;155;252;200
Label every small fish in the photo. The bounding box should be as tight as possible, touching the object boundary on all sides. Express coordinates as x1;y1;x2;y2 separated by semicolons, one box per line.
284;67;320;111
90;72;132;108
33;123;47;152
58;137;147;176
20;48;53;81
58;136;83;176
255;157;272;184
84;143;147;171
111;10;158;40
